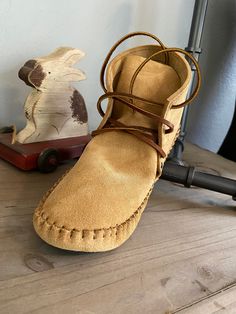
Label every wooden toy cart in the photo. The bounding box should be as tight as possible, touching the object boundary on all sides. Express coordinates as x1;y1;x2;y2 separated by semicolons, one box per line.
0;133;91;173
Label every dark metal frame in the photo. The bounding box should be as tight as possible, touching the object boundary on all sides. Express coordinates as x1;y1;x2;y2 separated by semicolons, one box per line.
163;0;236;201
161;163;236;200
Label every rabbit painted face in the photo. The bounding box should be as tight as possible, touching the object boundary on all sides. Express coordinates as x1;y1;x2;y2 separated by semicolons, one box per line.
18;47;86;90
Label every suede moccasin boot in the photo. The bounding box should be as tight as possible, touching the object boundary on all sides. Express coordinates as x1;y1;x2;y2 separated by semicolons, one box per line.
33;32;201;252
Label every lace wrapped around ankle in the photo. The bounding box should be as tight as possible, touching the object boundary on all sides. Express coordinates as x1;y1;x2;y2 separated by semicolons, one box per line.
92;33;201;158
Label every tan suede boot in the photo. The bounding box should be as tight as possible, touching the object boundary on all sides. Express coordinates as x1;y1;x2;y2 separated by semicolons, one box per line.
33;32;201;252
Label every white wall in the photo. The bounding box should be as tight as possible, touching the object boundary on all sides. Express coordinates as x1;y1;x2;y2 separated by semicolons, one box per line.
0;0;194;132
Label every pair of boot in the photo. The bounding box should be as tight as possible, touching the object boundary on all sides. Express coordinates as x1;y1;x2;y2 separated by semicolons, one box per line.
33;32;201;252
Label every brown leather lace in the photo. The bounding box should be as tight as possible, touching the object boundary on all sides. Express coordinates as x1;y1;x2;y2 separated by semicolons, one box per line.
92;32;201;158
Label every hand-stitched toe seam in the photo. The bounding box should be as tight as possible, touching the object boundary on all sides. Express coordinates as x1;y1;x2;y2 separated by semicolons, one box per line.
35;185;153;238
34;130;179;240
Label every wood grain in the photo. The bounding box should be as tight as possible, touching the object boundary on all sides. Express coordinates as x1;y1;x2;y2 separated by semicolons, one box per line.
0;143;235;314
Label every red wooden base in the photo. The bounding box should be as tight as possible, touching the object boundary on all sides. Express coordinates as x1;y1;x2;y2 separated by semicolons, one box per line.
0;133;91;171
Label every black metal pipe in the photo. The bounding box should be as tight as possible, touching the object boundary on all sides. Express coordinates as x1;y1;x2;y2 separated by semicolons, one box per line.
171;0;209;162
186;0;209;60
161;162;236;200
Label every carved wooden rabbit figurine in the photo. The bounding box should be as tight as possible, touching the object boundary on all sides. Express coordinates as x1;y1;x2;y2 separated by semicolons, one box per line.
16;47;88;143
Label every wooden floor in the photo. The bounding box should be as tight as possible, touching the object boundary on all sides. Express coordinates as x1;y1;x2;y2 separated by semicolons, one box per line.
0;143;236;314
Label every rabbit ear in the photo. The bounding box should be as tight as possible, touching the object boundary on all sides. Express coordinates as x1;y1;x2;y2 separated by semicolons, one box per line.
59;67;86;82
40;47;85;66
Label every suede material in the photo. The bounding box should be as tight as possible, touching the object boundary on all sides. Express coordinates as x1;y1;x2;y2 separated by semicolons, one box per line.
34;190;151;252
112;55;180;125
33;44;191;252
35;132;157;230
